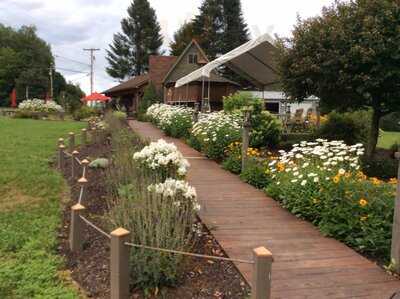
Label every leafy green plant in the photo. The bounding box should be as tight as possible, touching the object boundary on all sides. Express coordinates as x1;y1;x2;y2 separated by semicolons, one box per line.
73;105;100;120
138;83;159;121
317;110;371;146
240;159;270;189
380;112;400;132
250;111;282;148
223;91;263;113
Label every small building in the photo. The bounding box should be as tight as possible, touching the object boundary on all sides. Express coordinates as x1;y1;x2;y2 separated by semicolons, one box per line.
104;39;238;113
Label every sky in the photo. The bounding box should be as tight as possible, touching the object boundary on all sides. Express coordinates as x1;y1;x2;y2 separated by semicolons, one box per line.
0;0;333;95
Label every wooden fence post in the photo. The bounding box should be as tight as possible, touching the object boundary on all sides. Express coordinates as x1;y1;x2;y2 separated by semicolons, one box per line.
391;151;400;272
68;132;75;153
81;128;87;145
70;203;86;252
58;144;65;170
193;102;200;123
71;150;79;178
241;108;252;171
58;138;64;147
110;228;131;299
252;246;273;299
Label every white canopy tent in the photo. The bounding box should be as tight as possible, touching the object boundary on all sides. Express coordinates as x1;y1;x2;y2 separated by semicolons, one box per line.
175;33;280;90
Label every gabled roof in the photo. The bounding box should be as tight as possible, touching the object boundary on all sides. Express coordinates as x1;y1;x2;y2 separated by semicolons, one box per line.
104;74;149;95
149;55;177;87
163;39;209;84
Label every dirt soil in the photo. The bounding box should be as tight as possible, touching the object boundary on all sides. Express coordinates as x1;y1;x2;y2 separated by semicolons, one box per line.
57;139;250;299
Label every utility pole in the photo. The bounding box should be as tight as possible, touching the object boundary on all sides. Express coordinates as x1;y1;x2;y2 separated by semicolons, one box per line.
83;48;100;94
49;63;54;100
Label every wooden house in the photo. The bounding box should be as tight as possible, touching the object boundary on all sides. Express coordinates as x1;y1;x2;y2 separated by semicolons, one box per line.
104;39;238;113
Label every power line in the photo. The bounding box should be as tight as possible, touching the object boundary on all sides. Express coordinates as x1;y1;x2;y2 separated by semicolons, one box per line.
55;54;90;67
55;67;89;74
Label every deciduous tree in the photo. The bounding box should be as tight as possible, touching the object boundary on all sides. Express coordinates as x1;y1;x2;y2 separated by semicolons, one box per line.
277;0;400;157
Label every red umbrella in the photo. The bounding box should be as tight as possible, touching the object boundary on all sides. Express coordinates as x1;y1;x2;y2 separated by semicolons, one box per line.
81;92;111;102
10;88;17;108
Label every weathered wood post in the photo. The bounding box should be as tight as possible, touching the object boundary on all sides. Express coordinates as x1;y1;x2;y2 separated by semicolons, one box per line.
391;150;400;272
252;246;273;299
316;103;321;129
241;107;252;171
71;150;79;178
110;228;131;299
81;128;87;145
69;203;86;252
58;144;65;170
58;138;64;147
193;102;200;123
68;132;75;153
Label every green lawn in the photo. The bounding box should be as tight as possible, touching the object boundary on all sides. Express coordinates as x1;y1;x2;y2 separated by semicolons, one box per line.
378;130;400;149
0;117;85;298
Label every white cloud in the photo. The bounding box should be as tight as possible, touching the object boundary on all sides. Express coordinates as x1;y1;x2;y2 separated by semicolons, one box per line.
0;0;333;94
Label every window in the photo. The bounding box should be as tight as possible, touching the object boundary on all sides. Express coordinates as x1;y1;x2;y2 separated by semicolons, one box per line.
188;54;198;64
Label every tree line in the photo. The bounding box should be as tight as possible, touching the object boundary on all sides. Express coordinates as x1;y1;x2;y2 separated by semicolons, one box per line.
0;24;84;110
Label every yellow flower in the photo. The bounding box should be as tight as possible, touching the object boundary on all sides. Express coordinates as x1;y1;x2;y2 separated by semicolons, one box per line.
389;178;397;185
359;198;368;207
370;177;381;185
356;171;367;181
277;162;285;172
313;198;319;204
344;172;351;178
360;215;368;221
333;175;340;184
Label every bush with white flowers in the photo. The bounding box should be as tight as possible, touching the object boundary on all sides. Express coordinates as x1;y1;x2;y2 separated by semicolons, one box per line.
264;139;396;261
146;103;194;138
133;139;190;180
18;98;64;113
148;178;200;212
190;111;242;160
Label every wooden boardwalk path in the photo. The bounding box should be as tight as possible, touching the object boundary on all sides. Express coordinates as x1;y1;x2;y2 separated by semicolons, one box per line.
129;120;400;299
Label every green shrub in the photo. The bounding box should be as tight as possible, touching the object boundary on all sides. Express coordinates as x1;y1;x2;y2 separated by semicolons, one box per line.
138;83;159;121
223;91;263;113
73;106;99;120
250;111;282;148
279;133;315;150
112;110;127;120
317;110;371;146
222;141;242;174
240;159;270;189
361;156;397;180
380;112;400;132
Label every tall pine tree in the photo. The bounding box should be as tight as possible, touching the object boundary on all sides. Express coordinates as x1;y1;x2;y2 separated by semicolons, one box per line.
106;0;163;80
169;22;195;57
192;0;224;59
171;0;249;58
222;0;249;52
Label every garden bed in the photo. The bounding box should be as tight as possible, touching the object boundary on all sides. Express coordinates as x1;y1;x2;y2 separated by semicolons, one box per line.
57;137;250;298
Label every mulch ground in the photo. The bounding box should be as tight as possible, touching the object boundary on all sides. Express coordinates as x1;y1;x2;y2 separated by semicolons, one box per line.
57;138;250;299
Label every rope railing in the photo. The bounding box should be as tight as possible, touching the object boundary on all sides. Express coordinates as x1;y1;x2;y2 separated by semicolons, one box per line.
59;125;273;299
79;215;111;239
124;242;254;264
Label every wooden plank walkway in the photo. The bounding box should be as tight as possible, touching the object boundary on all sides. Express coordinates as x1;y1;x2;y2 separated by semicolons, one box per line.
129;120;400;299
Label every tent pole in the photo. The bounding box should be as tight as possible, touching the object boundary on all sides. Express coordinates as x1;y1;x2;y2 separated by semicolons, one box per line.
262;86;265;110
201;77;205;112
207;79;211;112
